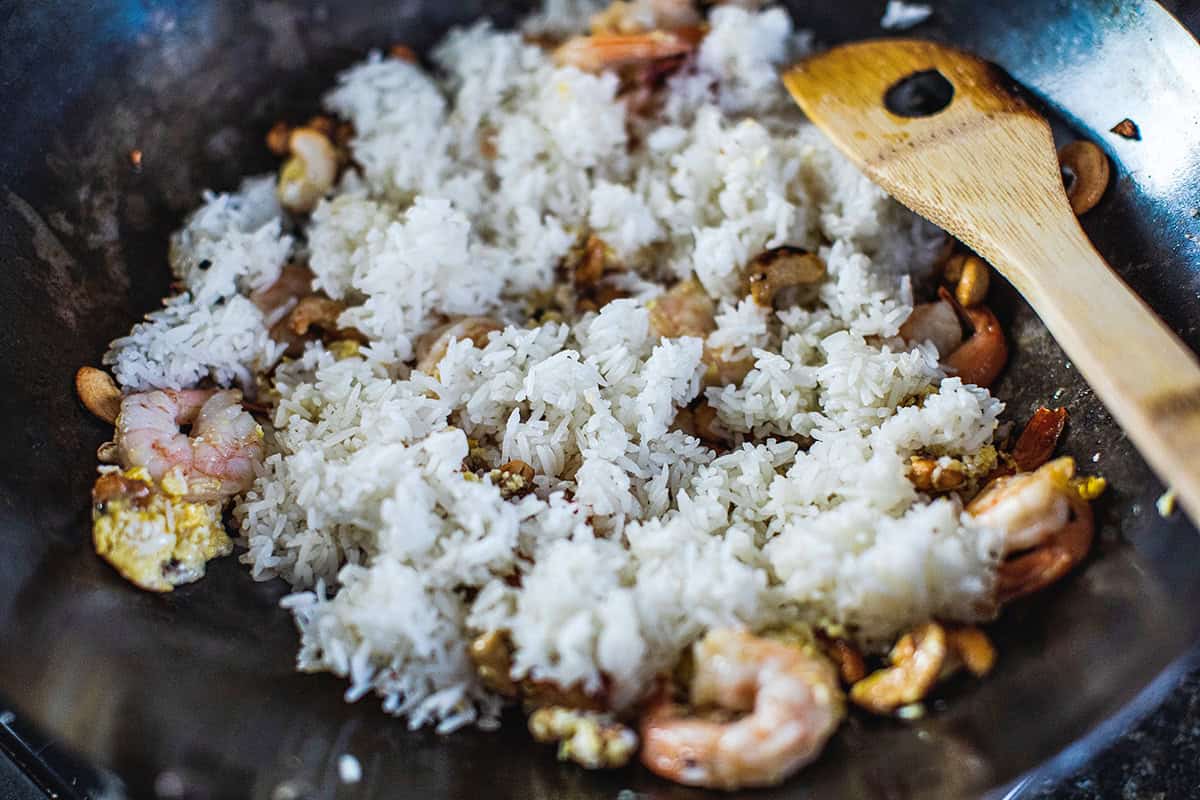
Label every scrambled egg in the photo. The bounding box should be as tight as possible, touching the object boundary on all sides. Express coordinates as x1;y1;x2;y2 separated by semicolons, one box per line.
92;467;231;592
528;707;638;769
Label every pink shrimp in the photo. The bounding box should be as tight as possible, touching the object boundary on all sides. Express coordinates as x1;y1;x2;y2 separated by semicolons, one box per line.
553;28;704;73
639;629;844;790
967;456;1095;603
115;389;263;502
901;288;1008;388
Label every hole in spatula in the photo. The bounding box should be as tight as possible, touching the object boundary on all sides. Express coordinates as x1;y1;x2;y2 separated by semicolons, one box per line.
884;69;955;117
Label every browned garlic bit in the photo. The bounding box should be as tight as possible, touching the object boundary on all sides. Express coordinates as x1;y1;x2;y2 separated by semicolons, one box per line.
389;43;418;62
75;366;122;425
529;707;639;770
747;246;826;308
1058;140;1110;216
415;317;504;377
907;455;967;493
1109;118;1140;140
849;621;947;714
278;127;338;213
489;459;536;499
266;121;292;156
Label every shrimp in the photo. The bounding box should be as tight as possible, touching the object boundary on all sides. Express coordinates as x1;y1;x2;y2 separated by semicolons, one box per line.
901;289;1008;387
900;297;963;357
967;456;1095;603
250;264;315;326
590;0;702;35
115;389;264;502
639;629;844;790
414;317;503;377
944;303;1008;388
553;28;703;73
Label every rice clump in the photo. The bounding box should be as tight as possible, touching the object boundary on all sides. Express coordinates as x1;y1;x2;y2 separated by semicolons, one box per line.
107;3;1004;732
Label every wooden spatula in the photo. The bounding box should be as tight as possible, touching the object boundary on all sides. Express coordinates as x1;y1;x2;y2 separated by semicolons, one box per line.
783;39;1200;522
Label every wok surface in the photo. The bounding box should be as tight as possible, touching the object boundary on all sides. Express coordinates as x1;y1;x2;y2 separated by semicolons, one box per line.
1;1;1199;798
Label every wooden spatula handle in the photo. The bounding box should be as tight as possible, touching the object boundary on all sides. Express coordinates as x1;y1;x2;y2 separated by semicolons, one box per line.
997;217;1200;520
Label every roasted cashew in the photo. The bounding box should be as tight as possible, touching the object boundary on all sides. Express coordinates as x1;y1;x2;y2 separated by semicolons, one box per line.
647;279;715;339
944;625;996;678
849;621;947;714
908;455;966;492
76;366;122;425
954;254;990;309
1058;140;1110;216
277;127;338;213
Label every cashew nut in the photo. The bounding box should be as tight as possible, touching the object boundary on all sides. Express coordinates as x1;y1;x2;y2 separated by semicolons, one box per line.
702;345;756;387
469;630;519;697
389;43;417;62
415;317;504;377
954;254;990;309
647;279;715;340
944;625;996;678
908;455;967;492
572;234;609;289
76;366;122;425
1058;140;1110;216
277;127;338;213
849;621;948;714
690;402;729;447
469;631;604;709
747;247;826;308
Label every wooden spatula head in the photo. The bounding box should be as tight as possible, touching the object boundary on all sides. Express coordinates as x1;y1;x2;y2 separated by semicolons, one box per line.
783;38;1200;523
783;40;1074;286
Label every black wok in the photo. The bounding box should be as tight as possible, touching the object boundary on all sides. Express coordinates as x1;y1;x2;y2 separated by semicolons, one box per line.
2;1;1200;798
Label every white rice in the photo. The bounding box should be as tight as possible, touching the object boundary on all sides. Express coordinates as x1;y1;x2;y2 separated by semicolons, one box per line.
880;0;934;31
109;3;1005;732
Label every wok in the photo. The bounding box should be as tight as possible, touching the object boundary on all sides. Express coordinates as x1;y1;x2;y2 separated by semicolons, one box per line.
2;1;1199;798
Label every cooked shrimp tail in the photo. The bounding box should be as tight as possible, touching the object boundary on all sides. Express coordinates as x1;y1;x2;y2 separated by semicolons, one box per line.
554;29;703;72
639;629;843;790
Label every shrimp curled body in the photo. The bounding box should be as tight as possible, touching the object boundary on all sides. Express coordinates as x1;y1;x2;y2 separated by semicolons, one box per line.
967;457;1095;603
639;629;844;790
116;389;263;502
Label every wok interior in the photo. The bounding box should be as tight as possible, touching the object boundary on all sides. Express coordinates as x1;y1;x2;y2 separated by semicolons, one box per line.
1;1;1198;798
